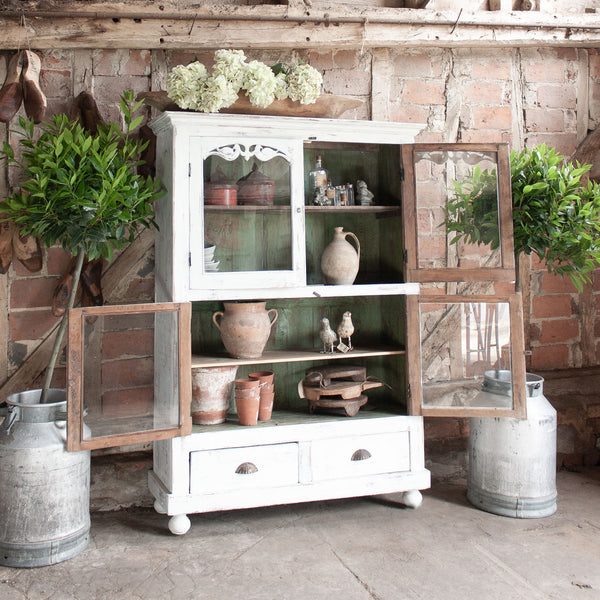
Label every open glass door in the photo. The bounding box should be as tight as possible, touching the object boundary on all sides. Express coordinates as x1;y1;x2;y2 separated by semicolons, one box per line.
66;302;191;451
406;295;526;418
402;143;515;283
402;143;527;418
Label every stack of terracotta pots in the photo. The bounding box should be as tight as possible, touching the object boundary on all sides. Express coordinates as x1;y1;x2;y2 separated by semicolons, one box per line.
234;371;274;426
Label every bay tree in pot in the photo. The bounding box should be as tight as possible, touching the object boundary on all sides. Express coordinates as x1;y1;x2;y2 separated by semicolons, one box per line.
444;143;600;518
0;91;162;403
445;143;600;291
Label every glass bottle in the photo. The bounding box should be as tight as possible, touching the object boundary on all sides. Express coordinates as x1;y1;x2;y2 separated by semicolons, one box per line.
309;155;328;203
326;179;336;205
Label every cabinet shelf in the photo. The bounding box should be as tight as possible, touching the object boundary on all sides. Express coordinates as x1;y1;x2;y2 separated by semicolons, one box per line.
190;283;418;302
203;205;399;214
191;346;406;368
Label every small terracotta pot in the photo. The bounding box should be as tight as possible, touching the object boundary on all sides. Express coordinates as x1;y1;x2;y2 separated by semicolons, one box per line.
249;370;274;385
235;378;260;390
235;387;260;399
258;391;274;421
235;389;260;426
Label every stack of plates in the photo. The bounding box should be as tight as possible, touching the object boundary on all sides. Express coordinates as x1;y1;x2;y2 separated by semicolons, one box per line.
204;244;219;271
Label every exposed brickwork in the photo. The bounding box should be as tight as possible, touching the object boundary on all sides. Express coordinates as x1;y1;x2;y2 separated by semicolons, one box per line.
1;44;599;464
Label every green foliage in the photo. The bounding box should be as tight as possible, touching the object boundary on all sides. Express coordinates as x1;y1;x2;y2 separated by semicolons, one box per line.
443;144;600;292
0;91;162;262
444;165;500;250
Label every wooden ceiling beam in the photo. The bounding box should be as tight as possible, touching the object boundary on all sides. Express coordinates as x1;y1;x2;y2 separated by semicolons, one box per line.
2;4;600;49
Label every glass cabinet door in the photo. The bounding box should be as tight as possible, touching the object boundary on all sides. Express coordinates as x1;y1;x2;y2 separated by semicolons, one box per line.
402;143;516;283
66;302;191;451
189;137;305;294
406;295;526;418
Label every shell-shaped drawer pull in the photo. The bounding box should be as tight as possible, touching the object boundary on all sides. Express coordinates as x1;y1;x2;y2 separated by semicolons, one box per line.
351;448;372;462
235;462;258;475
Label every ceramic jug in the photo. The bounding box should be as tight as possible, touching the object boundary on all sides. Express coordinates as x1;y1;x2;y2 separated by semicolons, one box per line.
320;226;360;285
212;301;278;359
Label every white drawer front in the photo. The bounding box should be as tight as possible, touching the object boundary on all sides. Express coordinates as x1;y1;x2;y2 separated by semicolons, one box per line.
310;432;410;482
190;443;299;495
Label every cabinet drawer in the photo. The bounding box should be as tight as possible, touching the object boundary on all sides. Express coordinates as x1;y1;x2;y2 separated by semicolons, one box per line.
310;432;410;482
190;443;299;495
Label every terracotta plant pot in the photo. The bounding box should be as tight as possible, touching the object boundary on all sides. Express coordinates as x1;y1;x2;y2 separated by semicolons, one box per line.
249;370;274;385
258;391;274;421
235;387;260;426
235;378;260;390
191;365;238;425
212;301;278;359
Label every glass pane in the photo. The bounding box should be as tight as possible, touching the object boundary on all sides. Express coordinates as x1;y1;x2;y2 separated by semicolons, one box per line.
203;145;292;273
414;150;502;270
80;310;180;440
419;301;514;409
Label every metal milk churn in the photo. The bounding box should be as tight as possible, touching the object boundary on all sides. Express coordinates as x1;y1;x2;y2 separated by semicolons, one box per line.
468;370;557;518
0;389;91;567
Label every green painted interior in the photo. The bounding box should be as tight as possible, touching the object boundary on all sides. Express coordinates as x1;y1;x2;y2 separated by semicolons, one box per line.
192;141;408;415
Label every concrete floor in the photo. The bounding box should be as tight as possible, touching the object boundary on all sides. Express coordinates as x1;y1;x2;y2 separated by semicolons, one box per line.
0;469;599;600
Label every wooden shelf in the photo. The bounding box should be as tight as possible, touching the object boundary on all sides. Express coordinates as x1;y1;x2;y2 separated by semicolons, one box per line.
191;346;406;368
204;205;399;214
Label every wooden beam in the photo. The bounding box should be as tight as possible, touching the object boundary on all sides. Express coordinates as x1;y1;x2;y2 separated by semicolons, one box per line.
0;228;155;399
3;5;600;49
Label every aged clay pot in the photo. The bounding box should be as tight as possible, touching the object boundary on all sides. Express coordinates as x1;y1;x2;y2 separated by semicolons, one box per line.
212;301;278;359
191;365;238;425
235;386;260;426
237;163;274;206
320;226;360;285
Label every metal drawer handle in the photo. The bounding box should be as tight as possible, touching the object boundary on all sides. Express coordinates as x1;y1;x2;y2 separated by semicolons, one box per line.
351;449;372;462
235;462;258;475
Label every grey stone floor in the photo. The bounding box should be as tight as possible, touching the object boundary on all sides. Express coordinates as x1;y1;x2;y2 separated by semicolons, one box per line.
1;469;599;600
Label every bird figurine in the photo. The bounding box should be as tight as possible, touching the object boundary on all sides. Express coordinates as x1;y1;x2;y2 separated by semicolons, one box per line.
337;311;355;350
319;317;337;353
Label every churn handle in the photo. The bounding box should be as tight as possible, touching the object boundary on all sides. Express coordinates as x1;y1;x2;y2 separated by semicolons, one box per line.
212;311;224;331
345;231;360;263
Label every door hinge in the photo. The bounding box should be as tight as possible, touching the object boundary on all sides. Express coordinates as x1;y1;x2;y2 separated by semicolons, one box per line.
188;163;191;177
403;249;408;264
399;162;405;181
407;383;411;400
189;252;192;266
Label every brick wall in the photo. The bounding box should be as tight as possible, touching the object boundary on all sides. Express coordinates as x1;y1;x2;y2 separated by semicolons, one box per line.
1;45;598;470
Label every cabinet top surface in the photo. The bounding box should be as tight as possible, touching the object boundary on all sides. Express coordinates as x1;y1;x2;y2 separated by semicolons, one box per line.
150;111;426;144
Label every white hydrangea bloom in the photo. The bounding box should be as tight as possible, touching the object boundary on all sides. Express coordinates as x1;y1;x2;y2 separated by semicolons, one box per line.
285;63;323;105
199;74;240;113
243;60;277;108
166;62;208;110
273;73;289;101
212;49;248;88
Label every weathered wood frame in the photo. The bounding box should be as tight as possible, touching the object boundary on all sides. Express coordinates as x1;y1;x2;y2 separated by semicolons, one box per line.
401;142;516;284
406;293;526;418
66;301;192;451
3;3;600;49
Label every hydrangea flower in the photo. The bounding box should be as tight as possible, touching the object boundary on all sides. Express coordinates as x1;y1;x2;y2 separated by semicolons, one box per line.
243;60;277;108
166;62;208;110
285;63;323;105
212;49;247;88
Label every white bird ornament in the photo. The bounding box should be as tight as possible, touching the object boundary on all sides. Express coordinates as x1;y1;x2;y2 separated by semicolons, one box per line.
319;317;337;353
337;311;355;350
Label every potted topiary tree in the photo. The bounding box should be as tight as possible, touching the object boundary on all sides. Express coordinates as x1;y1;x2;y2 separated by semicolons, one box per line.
445;143;600;291
443;143;600;518
0;90;162;404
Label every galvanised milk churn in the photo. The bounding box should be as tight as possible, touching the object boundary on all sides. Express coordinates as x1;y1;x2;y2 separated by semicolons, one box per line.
0;389;91;567
468;370;557;519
